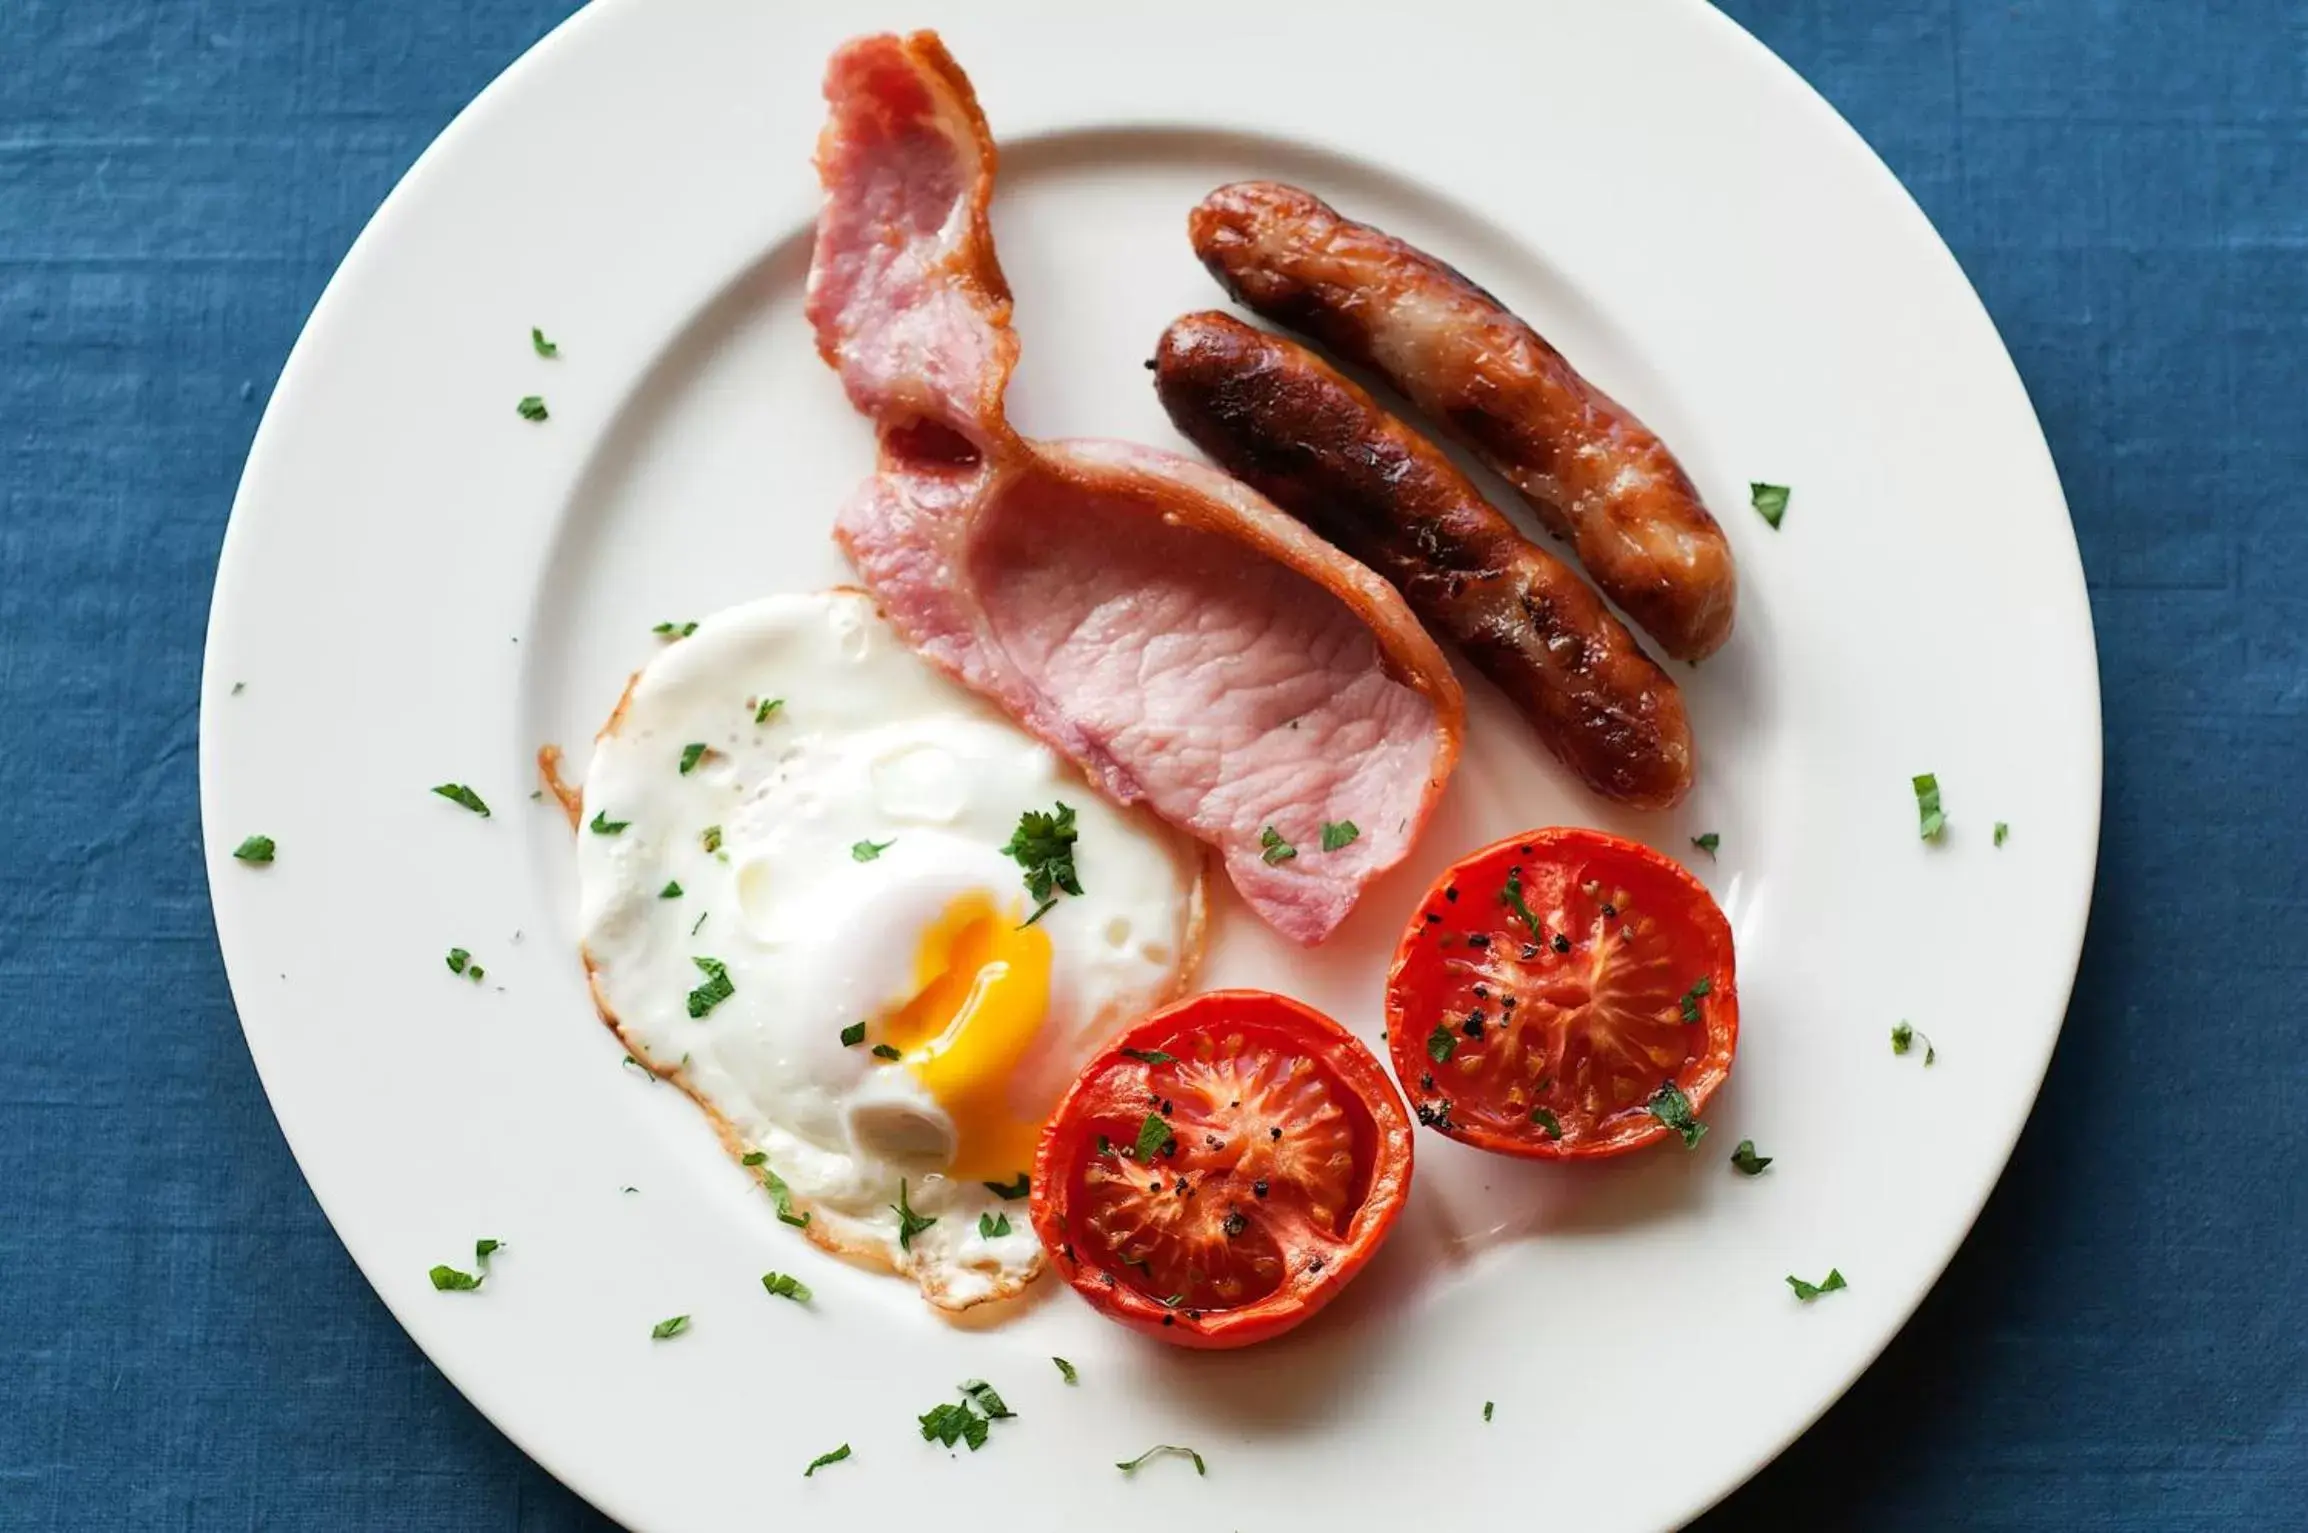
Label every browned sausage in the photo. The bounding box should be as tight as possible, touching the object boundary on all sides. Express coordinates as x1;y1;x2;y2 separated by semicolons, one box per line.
1189;181;1736;662
1155;310;1693;810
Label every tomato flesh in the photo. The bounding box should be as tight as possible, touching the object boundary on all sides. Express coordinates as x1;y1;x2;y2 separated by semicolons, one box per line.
1385;828;1737;1158
1032;991;1413;1347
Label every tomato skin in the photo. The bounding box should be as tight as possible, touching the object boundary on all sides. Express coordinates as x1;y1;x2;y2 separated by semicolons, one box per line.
1384;828;1738;1160
1030;990;1413;1349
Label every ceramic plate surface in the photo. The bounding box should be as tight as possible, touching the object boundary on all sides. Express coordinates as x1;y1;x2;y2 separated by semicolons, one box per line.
200;1;2100;1527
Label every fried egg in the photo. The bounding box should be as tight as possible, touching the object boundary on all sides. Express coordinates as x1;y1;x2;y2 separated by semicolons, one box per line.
573;591;1203;1309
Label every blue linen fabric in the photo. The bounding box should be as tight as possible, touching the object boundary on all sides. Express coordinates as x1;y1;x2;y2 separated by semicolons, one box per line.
1;1;2301;1527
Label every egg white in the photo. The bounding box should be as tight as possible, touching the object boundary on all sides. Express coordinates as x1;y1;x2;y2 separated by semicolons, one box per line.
571;591;1204;1308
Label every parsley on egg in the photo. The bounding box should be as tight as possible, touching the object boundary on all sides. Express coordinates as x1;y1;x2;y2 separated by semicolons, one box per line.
892;1178;935;1251
685;956;734;1018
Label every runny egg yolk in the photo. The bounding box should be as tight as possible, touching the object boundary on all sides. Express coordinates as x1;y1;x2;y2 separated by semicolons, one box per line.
878;892;1053;1181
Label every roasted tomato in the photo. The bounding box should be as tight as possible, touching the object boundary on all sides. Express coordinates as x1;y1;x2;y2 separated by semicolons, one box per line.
1030;990;1413;1349
1384;828;1737;1158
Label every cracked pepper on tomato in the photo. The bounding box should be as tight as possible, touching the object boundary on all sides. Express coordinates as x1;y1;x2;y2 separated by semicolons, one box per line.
1384;828;1737;1157
1029;990;1413;1348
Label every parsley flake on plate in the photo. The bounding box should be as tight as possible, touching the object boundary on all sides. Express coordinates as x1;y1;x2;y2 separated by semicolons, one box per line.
516;395;548;422
1787;1268;1847;1302
530;326;558;358
649;1314;689;1340
429;1238;502;1292
659;881;682;899
678;742;707;775
1750;481;1789;529
802;1443;849;1478
850;838;894;862
1891;1021;1937;1065
685;956;734;1019
918;1399;989;1452
755;696;783;724
232;834;275;865
1258;825;1297;864
1116;1444;1206;1477
1646;1080;1707;1148
1483;1401;1495;1422
958;1379;1013;1419
1320;819;1360;852
1730;1139;1772;1175
700;824;721;853
1691;832;1720;858
1052;1356;1078;1384
892;1178;936;1251
1913;772;1947;840
1995;820;2010;847
431;783;491;817
653;620;698;639
760;1270;811;1303
446;947;471;976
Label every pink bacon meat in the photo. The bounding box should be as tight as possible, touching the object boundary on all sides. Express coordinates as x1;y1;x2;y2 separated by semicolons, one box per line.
808;33;1463;944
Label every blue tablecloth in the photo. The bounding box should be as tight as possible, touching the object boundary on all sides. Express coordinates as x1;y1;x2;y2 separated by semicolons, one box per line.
4;2;2301;1526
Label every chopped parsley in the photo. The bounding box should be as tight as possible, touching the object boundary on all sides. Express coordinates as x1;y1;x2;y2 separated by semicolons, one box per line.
1134;1111;1175;1163
446;947;472;976
685;956;734;1018
678;742;707;775
1120;1047;1176;1066
839;1021;866;1047
589;810;628;835
516;395;549;422
918;1400;990;1452
1258;825;1297;864
1787;1268;1847;1301
700;824;722;853
1730;1139;1772;1175
802;1443;850;1477
892;1178;936;1251
1052;1356;1078;1384
1995;820;2010;847
1116;1444;1206;1477
649;1314;689;1339
1500;866;1543;938
232;834;275;864
1691;832;1720;858
1913;773;1946;840
1646;1080;1707;1148
431;783;491;817
1530;1106;1564;1141
428;1238;500;1292
978;1212;1012;1239
690;912;707;936
530;326;558;358
850;838;894;862
871;1043;900;1060
1891;1021;1937;1065
1483;1401;1495;1422
753;1159;810;1228
659;880;682;899
653;620;698;639
959;1379;1013;1419
755;697;782;724
1426;1023;1457;1063
760;1270;811;1303
1001;803;1083;909
983;1172;1029;1200
1750;481;1789;529
1320;819;1361;852
1678;976;1713;1025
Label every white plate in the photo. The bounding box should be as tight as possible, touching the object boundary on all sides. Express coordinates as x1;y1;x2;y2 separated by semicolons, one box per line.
199;1;2100;1528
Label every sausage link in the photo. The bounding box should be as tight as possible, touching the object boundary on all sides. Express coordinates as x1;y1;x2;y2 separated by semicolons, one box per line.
1189;181;1736;662
1156;310;1693;810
